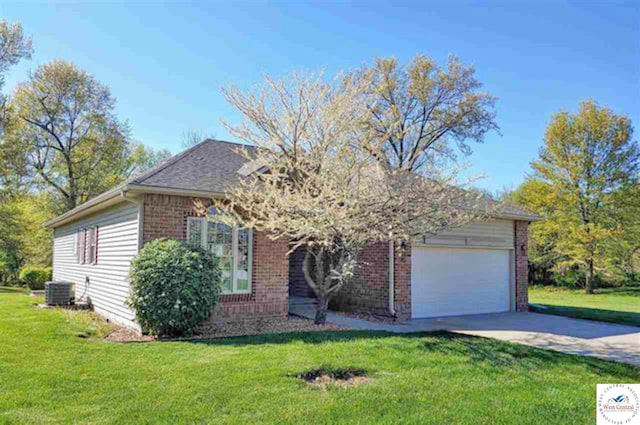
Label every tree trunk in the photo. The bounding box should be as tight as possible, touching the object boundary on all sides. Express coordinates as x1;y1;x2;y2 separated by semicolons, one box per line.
64;195;77;212
585;258;595;294
302;246;354;325
315;296;329;325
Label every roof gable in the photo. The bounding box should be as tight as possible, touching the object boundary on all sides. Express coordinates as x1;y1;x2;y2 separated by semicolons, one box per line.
129;139;257;193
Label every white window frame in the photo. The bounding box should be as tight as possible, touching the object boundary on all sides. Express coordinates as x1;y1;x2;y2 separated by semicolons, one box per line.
187;217;253;295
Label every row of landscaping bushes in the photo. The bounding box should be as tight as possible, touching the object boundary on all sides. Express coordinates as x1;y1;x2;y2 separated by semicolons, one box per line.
0;265;52;290
529;263;640;289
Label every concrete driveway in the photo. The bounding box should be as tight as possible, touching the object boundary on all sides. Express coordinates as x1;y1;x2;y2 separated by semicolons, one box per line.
290;301;640;365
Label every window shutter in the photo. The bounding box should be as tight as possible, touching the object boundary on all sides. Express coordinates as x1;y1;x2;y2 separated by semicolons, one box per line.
87;227;93;265
77;229;85;264
82;229;87;265
93;226;99;264
87;227;96;265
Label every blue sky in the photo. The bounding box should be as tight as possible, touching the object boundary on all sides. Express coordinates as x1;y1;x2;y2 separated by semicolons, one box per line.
1;0;638;192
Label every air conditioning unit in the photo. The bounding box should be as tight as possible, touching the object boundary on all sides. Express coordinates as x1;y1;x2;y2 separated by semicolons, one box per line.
45;281;75;306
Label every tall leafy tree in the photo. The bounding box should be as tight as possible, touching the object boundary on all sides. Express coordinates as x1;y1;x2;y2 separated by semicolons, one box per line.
0;20;32;196
604;184;640;282
531;100;639;293
503;179;560;285
10;60;130;211
0;201;23;282
8;60;168;213
0;20;32;133
13;193;55;267
219;59;491;323
0;20;32;279
126;142;172;178
352;55;498;172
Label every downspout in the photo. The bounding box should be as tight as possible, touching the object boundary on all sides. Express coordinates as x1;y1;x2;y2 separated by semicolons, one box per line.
388;240;396;317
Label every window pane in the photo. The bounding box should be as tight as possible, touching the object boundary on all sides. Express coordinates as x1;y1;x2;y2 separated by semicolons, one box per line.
187;219;203;247
236;229;250;291
207;222;232;257
219;257;233;292
207;222;233;292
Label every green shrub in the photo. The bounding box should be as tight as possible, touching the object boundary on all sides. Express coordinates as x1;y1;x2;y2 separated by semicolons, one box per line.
19;266;52;290
128;239;221;337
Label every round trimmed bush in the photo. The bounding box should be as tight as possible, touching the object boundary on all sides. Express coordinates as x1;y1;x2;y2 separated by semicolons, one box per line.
19;266;52;290
128;239;221;337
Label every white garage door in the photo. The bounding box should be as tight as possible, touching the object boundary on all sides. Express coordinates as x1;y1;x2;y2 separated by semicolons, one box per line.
411;246;511;318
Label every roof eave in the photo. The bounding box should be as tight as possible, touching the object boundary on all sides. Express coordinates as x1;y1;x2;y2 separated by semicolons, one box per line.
44;184;227;229
44;184;128;229
492;212;544;222
125;184;226;199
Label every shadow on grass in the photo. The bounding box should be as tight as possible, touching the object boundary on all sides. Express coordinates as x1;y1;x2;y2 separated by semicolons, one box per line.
186;330;396;346
185;330;639;380
0;286;27;294
594;287;640;297
421;331;638;378
531;304;640;327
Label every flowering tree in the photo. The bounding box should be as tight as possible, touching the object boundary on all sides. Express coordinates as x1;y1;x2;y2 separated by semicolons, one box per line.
216;56;497;324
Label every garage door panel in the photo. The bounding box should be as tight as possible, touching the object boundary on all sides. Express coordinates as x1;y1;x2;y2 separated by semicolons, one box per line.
411;247;510;318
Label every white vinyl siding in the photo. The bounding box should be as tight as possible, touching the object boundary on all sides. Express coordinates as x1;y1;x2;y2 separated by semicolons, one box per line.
52;201;139;329
416;219;514;249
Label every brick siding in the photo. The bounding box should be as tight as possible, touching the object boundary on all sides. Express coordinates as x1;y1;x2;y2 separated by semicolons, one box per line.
143;192;529;321
393;243;411;320
142;194;289;322
514;220;529;312
317;241;411;320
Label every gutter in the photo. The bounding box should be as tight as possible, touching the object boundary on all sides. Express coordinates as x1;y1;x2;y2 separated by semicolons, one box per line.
44;184;126;228
44;183;225;229
492;213;544;222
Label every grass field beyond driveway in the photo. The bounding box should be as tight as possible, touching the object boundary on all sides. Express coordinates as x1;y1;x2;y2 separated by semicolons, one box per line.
0;287;638;424
529;286;640;327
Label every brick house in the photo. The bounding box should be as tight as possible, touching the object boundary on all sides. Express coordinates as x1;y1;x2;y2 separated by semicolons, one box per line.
46;139;540;331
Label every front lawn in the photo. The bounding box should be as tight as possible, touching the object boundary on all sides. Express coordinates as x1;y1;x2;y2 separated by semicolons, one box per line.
0;288;638;424
529;286;640;327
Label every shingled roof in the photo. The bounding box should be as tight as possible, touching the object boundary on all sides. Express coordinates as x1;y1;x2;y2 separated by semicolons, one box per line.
45;138;539;228
129;139;257;193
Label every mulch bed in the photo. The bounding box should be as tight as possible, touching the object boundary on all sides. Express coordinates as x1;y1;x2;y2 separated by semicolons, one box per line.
105;316;345;343
106;327;155;342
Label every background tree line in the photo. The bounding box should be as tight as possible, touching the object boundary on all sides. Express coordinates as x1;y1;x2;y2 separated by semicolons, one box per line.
0;21;170;282
502;101;639;292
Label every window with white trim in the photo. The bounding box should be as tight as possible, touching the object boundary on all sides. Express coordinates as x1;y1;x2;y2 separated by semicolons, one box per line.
187;216;252;294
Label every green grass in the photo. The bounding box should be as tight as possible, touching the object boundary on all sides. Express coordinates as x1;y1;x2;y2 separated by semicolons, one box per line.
0;290;638;424
529;286;640;326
